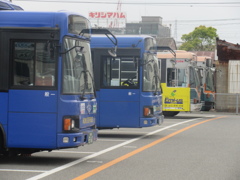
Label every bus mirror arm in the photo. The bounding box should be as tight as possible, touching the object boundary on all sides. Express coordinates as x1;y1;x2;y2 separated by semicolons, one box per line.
156;46;176;57
103;31;118;57
60;45;84;54
80;28;118;57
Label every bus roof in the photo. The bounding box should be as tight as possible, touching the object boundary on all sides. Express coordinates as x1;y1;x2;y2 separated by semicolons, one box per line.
90;34;154;48
157;50;197;60
0;10;86;28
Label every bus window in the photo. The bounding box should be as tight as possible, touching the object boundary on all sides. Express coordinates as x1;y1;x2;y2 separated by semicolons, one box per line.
177;69;187;87
101;56;138;87
62;37;94;94
13;41;57;87
189;67;196;88
0;0;23;10
206;70;215;91
166;68;187;87
144;38;156;51
68;15;90;36
143;54;160;91
189;66;201;89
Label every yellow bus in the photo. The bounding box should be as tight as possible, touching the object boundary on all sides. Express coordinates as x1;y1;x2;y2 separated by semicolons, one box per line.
157;49;202;116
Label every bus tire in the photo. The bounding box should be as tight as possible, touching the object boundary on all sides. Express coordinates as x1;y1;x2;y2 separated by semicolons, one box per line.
0;129;5;155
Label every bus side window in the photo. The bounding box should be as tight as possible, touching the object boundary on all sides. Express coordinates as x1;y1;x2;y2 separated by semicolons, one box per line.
35;42;56;86
12;41;56;87
13;42;34;86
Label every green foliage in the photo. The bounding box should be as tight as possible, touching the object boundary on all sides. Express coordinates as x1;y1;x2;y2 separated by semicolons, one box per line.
179;25;218;51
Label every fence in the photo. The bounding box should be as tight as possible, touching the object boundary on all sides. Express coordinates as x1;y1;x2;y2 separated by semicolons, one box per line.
215;93;240;115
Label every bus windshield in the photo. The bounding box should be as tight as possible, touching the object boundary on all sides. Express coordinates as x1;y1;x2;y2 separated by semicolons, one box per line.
167;68;187;87
62;37;94;94
100;56;139;87
143;53;161;92
206;69;215;91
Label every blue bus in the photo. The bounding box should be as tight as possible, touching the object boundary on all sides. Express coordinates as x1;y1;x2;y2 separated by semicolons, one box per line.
0;0;23;10
90;35;164;129
0;11;105;156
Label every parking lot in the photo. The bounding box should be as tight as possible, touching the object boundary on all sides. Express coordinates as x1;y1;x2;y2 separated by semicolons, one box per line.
1;112;240;180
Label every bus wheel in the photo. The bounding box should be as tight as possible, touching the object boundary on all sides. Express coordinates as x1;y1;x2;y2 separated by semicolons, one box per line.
163;111;179;117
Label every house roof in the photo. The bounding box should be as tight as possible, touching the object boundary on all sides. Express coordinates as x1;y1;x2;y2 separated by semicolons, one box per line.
216;38;240;62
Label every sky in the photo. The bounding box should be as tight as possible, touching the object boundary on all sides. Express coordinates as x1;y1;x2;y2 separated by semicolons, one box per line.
12;0;240;44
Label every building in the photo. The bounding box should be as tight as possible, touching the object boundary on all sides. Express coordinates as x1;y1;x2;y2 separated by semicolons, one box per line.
215;38;240;112
125;16;174;48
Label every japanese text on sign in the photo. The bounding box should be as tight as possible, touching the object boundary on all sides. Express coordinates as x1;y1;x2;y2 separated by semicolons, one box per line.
89;12;126;19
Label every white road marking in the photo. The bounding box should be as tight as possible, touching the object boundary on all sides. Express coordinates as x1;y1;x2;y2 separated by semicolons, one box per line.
26;118;202;180
0;169;46;173
51;151;96;154
123;146;137;148
97;139;126;142
86;161;103;163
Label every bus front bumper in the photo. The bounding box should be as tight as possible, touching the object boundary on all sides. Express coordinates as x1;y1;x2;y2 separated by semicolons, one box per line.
57;129;98;148
140;114;164;127
191;103;202;112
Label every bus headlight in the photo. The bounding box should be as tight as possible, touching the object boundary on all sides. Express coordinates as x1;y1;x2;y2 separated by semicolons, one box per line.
71;120;75;129
63;116;79;132
64;118;71;131
143;106;154;117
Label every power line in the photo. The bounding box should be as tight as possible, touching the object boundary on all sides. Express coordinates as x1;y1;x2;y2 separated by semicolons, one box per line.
165;18;240;22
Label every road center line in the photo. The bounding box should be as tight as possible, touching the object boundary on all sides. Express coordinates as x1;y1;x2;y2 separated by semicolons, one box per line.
73;116;226;180
27;117;211;180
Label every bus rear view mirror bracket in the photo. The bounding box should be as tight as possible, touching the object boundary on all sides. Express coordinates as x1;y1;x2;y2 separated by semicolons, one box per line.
60;45;84;54
80;28;118;57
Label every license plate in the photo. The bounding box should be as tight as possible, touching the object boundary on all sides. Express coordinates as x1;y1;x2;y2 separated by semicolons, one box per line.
87;132;94;144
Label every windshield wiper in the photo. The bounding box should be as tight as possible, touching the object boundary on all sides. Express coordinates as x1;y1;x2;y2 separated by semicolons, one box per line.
153;74;161;96
79;70;96;100
80;70;96;100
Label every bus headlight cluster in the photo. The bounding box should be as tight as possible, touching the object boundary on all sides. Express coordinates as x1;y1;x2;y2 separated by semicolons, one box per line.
143;106;154;117
63;116;79;132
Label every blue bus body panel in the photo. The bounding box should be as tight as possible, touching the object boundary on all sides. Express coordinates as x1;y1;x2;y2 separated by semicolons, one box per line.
8;113;57;148
97;89;140;128
7;90;57;148
0;93;8;125
91;35;146;49
9;90;57;112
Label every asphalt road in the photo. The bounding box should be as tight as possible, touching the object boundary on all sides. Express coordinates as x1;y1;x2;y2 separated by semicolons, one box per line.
1;112;240;180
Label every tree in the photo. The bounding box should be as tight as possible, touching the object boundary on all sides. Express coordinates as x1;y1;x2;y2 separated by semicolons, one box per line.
179;25;218;51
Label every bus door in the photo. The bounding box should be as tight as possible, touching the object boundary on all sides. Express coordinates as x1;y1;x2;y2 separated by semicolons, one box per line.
2;30;59;148
93;48;140;128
